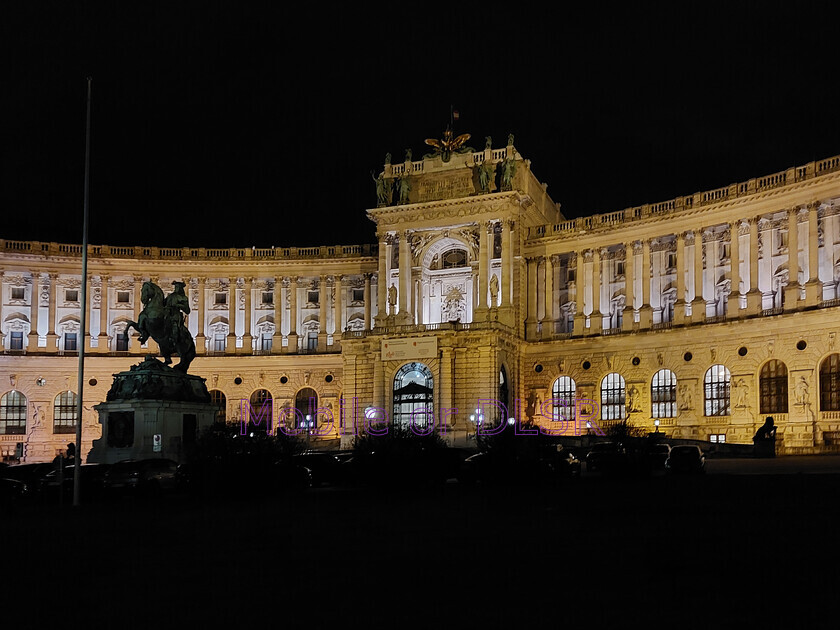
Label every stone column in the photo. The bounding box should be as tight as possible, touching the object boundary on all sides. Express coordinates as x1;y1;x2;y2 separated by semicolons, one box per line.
227;278;238;352
195;277;207;354
288;276;299;352
784;208;800;311
334;275;344;342
691;230;705;323
399;231;411;320
97;275;109;352
46;273;59;350
373;351;385;410
240;277;253;354
622;242;636;331
674;234;686;324
746;218;761;314
318;275;328;351
590;249;602;334
271;278;282;354
727;221;742;318
805;202;822;305
525;257;539;338
377;236;388;322
639;240;653;328
28;273;41;351
473;223;487;315
543;254;554;335
83;274;93;351
363;273;372;331
501;220;512;307
0;273;6;348
572;251;585;336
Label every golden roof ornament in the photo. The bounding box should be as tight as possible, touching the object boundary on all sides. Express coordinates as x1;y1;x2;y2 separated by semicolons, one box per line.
424;126;472;163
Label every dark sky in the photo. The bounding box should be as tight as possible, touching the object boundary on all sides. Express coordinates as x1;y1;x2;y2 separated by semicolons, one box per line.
2;2;838;249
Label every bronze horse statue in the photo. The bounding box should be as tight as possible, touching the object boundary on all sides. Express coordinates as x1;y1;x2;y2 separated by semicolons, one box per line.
125;281;196;373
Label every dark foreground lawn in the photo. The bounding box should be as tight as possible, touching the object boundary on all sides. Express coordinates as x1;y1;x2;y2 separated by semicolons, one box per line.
4;473;840;628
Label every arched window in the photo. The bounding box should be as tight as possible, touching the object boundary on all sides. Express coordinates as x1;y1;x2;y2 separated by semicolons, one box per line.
820;354;840;411
499;366;510;415
0;390;27;435
393;362;433;429
601;373;625;421
54;391;78;434
552;376;576;422
246;389;272;434
651;369;677;418
704;365;731;416
441;248;467;269
295;387;318;430
760;360;788;414
209;390;226;425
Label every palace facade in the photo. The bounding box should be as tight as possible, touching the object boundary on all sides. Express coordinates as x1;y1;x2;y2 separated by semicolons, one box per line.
2;137;840;462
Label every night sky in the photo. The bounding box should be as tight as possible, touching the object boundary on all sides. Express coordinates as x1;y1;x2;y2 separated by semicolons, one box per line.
2;2;838;249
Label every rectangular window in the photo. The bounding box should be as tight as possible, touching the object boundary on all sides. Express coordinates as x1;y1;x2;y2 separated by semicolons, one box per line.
667;252;677;269
65;290;79;302
307;333;317;350
10;332;23;350
308;291;319;305
352;289;364;302
64;333;77;351
262;292;273;305
261;334;272;351
116;332;128;351
214;334;225;352
117;291;130;303
11;287;25;300
709;434;726;444
616;262;625;278
215;293;227;305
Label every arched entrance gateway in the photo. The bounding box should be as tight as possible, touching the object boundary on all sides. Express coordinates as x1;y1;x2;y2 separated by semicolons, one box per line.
393;363;434;429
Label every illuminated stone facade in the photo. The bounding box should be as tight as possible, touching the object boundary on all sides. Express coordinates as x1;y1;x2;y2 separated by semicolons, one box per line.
2;140;840;461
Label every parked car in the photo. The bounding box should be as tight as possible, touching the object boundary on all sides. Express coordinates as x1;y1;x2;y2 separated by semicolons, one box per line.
292;452;343;487
103;459;180;496
38;463;111;501
665;445;706;474
585;442;628;473
0;477;32;505
2;462;55;487
643;443;671;470
177;457;312;497
458;446;580;486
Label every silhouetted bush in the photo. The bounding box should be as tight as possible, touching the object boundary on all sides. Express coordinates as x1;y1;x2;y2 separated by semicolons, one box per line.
351;425;453;487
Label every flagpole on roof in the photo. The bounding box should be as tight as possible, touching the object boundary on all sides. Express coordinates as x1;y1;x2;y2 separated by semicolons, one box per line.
73;76;92;508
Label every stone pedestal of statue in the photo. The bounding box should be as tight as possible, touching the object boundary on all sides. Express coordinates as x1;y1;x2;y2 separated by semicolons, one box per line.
89;356;218;464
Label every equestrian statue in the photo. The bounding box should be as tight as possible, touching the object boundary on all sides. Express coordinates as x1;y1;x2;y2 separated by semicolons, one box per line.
125;281;196;373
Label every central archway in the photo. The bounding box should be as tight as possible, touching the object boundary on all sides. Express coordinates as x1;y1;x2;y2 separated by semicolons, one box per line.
393;362;434;429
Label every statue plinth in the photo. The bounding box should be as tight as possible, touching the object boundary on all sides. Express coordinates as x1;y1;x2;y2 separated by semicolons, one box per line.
89;356;218;464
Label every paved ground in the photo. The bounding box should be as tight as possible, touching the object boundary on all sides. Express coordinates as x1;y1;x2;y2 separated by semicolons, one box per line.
5;465;840;628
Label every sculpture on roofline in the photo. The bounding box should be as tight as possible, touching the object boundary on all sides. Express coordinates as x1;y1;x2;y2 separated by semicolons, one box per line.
478;160;496;193
372;172;394;206
397;172;411;204
125;281;196;373
423;126;473;163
